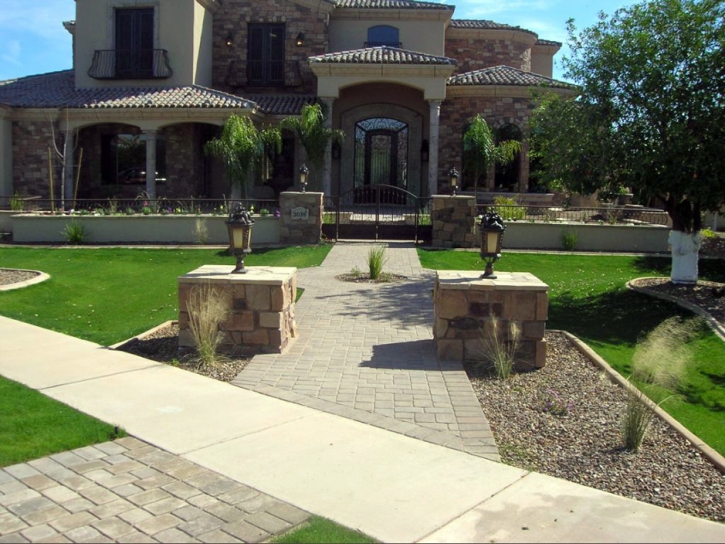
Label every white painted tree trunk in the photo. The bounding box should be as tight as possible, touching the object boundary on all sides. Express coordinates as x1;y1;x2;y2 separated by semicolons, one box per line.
668;230;701;284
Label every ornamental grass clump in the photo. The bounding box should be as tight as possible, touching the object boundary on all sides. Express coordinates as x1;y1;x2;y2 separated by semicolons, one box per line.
62;220;86;245
478;315;521;379
186;283;231;368
622;317;696;452
367;245;388;280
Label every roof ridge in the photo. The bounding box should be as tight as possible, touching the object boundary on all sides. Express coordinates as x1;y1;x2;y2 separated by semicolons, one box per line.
448;65;575;88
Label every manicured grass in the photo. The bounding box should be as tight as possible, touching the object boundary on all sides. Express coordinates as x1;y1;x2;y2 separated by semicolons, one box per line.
0;376;125;467
0;245;331;346
418;248;725;456
273;516;377;544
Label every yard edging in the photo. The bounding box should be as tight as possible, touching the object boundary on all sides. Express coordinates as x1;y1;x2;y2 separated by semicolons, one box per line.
0;269;50;292
558;329;725;474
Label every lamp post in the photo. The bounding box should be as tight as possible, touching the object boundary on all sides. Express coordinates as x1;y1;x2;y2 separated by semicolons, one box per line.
299;164;309;193
448;166;459;196
225;204;254;274
479;211;505;279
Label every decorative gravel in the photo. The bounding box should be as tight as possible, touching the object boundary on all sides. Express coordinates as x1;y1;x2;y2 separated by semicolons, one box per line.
0;268;40;286
630;277;725;325
467;331;725;524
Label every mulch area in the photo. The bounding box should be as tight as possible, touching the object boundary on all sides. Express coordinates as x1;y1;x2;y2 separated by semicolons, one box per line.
0;269;39;285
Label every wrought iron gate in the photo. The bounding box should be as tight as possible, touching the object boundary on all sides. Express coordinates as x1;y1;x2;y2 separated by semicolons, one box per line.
323;185;431;242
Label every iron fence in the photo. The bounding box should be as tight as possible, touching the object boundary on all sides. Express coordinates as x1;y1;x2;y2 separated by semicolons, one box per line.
477;204;671;227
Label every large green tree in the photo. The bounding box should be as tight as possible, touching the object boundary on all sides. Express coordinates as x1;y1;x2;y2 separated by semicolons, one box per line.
530;0;725;234
280;103;344;192
204;114;281;200
463;115;522;195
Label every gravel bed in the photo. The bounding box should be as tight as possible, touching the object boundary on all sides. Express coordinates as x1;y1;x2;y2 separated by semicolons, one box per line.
467;331;724;523
631;277;725;325
116;322;255;382
0;268;40;286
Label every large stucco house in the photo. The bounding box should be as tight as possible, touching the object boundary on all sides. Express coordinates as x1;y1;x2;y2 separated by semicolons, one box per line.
0;0;574;206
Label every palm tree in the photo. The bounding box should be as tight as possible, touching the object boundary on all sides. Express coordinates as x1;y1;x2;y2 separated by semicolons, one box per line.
463;115;522;198
204;114;281;200
280;103;344;192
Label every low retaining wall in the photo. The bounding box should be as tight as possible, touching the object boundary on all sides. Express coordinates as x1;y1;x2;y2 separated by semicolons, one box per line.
11;214;281;245
0;210;16;233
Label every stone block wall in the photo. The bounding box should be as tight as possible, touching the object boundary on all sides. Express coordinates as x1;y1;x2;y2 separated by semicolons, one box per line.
279;191;323;245
179;265;297;354
431;195;477;248
445;38;532;73
434;271;548;371
12;121;62;199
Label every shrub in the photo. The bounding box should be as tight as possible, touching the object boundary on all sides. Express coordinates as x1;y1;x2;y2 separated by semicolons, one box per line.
259;208;270;217
367;245;387;280
9;193;25;211
561;228;578;251
492;196;525;221
62;220;86;245
477;315;521;379
185;283;232;368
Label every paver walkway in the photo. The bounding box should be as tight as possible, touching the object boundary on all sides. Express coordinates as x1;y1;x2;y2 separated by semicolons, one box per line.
232;242;499;460
0;438;309;544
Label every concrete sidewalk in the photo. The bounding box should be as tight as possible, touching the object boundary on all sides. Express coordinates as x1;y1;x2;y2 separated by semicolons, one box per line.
1;316;724;543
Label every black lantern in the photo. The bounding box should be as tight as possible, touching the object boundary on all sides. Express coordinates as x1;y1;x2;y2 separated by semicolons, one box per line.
449;166;460;196
225;204;254;274
479;211;505;279
299;164;309;193
296;32;305;47
225;33;234;47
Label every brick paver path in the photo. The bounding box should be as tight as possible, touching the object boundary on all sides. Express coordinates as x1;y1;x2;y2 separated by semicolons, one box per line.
0;437;309;544
232;242;499;460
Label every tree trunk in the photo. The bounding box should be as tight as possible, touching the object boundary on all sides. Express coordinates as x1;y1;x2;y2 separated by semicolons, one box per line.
664;196;702;284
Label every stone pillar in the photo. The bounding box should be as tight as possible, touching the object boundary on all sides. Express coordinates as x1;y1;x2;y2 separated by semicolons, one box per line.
320;97;335;197
433;271;549;370
144;130;157;199
428;100;442;197
431;195;477;248
279;191;323;245
179;265;298;354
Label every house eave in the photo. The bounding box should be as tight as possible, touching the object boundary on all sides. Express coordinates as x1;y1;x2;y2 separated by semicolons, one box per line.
331;7;454;22
446;84;578;99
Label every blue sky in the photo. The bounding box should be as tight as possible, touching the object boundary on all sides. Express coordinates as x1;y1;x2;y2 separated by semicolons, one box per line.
0;0;638;82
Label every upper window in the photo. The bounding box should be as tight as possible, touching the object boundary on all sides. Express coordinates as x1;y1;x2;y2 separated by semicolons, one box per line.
248;24;285;86
366;26;400;48
115;8;155;78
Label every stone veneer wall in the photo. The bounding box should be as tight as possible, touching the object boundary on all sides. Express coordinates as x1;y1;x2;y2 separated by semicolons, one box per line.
211;0;328;94
445;38;532;73
431;195;477;248
434;271;548;371
12;121;63;199
179;265;297;354
279;191;323;245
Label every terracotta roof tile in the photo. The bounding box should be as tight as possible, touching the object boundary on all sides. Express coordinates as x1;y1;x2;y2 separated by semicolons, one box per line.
310;46;457;65
535;39;563;47
450;19;538;37
448;65;575;89
334;0;453;9
246;94;317;115
0;70;255;110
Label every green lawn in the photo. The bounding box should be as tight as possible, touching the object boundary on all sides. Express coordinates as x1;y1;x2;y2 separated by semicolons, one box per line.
418;249;725;456
273;516;377;544
0;245;331;346
0;376;124;467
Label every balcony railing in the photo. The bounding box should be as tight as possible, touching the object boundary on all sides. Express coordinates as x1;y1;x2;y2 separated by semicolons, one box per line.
225;60;302;88
88;49;173;80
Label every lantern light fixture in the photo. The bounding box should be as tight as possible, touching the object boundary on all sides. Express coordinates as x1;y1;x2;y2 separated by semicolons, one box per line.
225;33;234;47
296;32;305;47
225;204;254;274
299;164;309;193
478;211;505;279
448;166;460;196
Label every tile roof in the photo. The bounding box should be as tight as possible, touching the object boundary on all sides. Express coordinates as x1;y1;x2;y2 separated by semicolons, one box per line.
334;0;453;9
0;70;255;110
448;65;576;89
535;39;562;47
246;94;317;115
309;46;457;65
449;19;538;37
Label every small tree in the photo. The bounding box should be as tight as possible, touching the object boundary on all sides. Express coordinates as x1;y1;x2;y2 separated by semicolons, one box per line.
529;0;725;283
280;103;344;192
204;115;281;200
463;115;522;197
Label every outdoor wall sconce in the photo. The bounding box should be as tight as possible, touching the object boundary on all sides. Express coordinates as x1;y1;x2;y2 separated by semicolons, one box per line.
479;211;505;279
296;32;305;47
225;33;234;47
448;166;460;196
226;204;254;274
299;164;309;193
420;139;429;162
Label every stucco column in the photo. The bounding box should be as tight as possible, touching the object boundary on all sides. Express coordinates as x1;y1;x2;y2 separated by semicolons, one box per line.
428;100;442;197
144;130;157;199
320;97;335;196
63;129;75;205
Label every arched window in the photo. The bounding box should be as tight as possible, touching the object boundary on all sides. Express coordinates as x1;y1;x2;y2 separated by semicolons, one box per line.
495;124;523;192
366;25;400;47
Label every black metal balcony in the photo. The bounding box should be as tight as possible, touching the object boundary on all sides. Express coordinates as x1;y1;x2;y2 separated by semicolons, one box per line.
225;60;302;88
88;49;173;80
